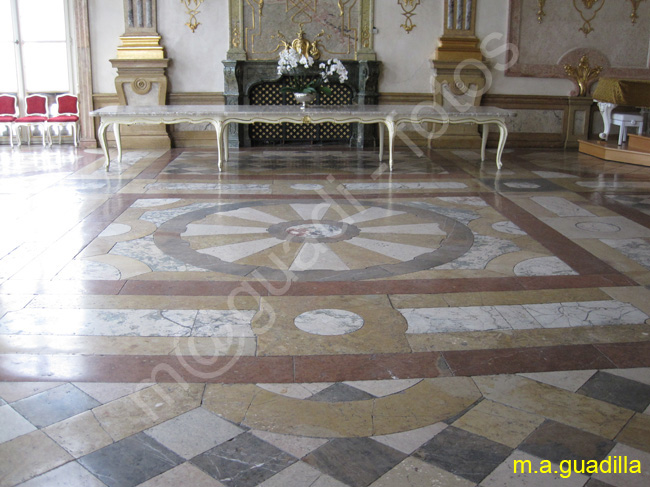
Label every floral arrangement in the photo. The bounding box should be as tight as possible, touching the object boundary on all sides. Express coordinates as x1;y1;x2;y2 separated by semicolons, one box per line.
277;47;348;96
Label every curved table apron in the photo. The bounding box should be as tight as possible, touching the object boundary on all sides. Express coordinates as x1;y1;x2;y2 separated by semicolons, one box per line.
92;105;510;171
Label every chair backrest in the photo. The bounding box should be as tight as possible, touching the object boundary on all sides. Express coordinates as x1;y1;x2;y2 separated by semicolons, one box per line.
25;94;48;116
55;94;78;116
0;94;18;117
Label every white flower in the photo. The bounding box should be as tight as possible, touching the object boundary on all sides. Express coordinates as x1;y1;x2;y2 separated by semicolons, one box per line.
299;54;314;68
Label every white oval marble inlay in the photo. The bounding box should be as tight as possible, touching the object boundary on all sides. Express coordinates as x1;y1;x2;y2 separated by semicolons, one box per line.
291;184;324;191
294;309;364;336
99;223;132;237
575;222;621;233
492;221;526;235
286;223;343;239
504;182;541;189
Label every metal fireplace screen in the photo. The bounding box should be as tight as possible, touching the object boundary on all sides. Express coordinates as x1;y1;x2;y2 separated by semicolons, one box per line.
248;77;353;144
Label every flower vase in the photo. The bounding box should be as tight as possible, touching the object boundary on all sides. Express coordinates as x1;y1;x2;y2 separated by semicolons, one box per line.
293;92;316;109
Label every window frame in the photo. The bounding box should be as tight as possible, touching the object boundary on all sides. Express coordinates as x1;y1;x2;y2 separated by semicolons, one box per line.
3;0;77;112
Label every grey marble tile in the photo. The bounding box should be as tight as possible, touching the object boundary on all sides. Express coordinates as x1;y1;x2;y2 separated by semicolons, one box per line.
518;419;615;465
413;425;512;484
11;383;101;428
191;432;296;487
303;437;407;487
78;432;183;487
308;383;374;402
578;371;650;412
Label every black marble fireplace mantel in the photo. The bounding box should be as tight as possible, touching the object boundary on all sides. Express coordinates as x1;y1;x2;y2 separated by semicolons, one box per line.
223;59;381;148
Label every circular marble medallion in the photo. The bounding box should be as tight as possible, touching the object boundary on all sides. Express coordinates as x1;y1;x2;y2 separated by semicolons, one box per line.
267;219;360;243
294;309;364;335
153;200;475;281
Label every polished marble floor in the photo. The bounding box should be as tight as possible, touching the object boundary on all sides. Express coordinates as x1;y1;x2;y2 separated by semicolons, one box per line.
0;143;649;486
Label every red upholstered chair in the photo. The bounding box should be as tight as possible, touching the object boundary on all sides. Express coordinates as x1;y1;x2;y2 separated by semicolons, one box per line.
0;94;18;147
15;94;49;147
48;94;80;147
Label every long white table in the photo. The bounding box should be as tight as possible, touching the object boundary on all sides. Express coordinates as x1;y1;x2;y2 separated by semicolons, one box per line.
90;104;510;171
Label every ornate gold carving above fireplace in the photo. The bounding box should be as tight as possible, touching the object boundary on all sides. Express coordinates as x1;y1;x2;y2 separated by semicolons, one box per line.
227;0;376;61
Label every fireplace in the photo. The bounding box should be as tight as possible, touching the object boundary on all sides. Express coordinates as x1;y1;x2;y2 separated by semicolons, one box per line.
223;60;381;148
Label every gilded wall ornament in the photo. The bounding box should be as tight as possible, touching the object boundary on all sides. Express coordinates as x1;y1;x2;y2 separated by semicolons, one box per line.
398;0;421;34
572;0;605;36
564;54;603;96
277;27;325;60
181;0;204;33
629;0;646;23
537;0;546;23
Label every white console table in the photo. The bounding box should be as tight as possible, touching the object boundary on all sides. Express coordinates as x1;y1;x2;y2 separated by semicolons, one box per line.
90;105;510;171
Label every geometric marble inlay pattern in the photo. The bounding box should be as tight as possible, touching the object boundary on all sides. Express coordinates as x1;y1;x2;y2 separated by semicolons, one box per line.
1;144;650;486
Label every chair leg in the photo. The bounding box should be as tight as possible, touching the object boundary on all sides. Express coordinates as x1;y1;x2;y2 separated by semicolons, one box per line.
618;125;626;146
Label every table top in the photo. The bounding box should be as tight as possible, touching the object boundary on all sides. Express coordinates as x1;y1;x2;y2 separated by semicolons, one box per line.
90;104;512;120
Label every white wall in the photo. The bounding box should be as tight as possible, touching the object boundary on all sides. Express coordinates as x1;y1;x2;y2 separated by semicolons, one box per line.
87;0;618;97
89;0;122;93
157;0;229;93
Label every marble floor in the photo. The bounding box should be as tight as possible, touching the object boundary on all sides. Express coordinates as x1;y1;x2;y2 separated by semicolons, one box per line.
0;143;649;487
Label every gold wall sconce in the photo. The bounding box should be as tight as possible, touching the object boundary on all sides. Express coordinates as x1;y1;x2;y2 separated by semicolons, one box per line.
398;0;421;34
181;0;204;33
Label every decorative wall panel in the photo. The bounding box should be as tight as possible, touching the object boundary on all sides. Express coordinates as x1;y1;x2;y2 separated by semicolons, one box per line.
507;0;650;80
228;0;376;60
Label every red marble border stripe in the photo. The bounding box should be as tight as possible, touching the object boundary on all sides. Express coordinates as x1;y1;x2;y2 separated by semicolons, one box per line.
294;352;449;382
441;344;616;376
0;354;294;383
594;342;650;368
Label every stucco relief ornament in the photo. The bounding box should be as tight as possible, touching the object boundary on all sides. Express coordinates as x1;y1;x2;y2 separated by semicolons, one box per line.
573;0;606;36
563;55;603;96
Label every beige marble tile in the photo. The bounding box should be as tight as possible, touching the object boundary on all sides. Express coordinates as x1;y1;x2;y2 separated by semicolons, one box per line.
93;383;204;441
254;295;410;356
617;413;650;454
603;287;650;317
73;382;154;403
370;457;475;487
16;461;106;487
453;399;544;448
372;377;482;436
0;335;180;355
172;337;257;356
139;462;225;486
0;381;64;403
202;383;259;424
519;370;597;392
0;431;73;486
473;375;634;439
243;388;374;438
43;410;113;457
